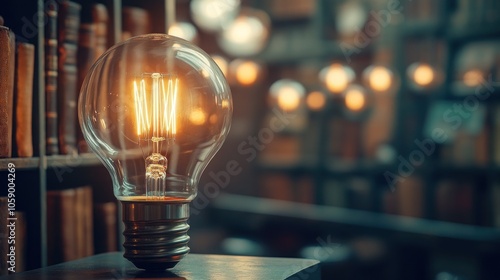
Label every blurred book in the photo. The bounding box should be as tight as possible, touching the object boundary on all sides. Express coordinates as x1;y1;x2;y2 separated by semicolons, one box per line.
57;0;81;155
322;179;347;208
396;176;423;218
93;202;117;253
259;173;294;201
0;25;15;158
47;185;93;265
435;178;474;224
76;22;96;153
14;42;35;157
122;6;150;40
45;0;59;155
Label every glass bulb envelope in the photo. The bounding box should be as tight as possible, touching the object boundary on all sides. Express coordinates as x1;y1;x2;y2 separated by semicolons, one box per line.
78;34;232;270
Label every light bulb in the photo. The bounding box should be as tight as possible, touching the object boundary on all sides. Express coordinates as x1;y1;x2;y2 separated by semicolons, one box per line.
78;34;232;270
211;55;228;77
269;79;305;112
320;63;355;94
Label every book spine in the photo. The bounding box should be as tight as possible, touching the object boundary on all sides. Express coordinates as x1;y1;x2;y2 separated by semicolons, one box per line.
0;27;15;158
122;7;150;40
45;1;59;155
94;202;117;253
14;43;35;157
76;24;96;153
57;0;81;155
47;189;78;264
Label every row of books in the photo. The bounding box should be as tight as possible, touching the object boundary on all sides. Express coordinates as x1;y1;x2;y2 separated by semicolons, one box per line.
0;0;155;158
0;186;118;274
258;172;500;227
47;185;118;265
44;1;109;155
0;20;34;158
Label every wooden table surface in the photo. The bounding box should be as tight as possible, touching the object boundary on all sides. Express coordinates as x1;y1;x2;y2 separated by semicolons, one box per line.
2;252;320;280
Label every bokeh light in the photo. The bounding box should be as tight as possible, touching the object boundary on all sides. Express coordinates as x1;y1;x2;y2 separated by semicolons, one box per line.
233;60;260;86
168;22;198;43
344;86;367;112
190;0;240;32
306;91;327;111
320;63;355;94
218;8;270;57
463;69;484;87
270;79;306;112
408;63;436;88
364;65;393;92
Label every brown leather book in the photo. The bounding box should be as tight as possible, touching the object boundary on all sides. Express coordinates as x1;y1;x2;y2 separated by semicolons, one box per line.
74;186;85;258
0;26;15;158
83;186;94;256
57;0;81;155
91;3;108;58
76;23;96;153
75;185;94;258
45;1;59;155
93;202;118;253
122;6;151;40
14;43;35;157
47;188;78;264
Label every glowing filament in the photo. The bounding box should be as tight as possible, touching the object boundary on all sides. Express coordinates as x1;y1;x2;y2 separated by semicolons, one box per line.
134;73;178;140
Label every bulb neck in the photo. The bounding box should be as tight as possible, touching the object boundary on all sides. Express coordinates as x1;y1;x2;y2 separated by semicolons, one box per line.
121;201;190;270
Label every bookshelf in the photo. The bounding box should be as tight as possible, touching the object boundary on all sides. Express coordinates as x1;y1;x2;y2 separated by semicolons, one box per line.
1;0;175;270
205;0;500;278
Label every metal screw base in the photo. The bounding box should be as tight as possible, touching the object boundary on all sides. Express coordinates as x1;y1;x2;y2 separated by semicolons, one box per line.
121;201;190;270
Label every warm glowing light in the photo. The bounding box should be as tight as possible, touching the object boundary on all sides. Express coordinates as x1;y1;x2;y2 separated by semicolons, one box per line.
463;69;483;87
189;108;207;125
270;79;305;112
320;64;354;94
277;87;301;111
134;73;178;137
366;66;393;92
190;0;240;32
412;64;434;86
168;22;198;43
306;91;326;111
212;55;228;77
218;8;270;57
234;60;260;86
222;99;230;108
345;88;366;111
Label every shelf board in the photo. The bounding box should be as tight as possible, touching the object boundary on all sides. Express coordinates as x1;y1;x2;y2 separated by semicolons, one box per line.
213;194;500;246
447;24;500;42
46;153;101;168
400;20;444;37
0;157;40;171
